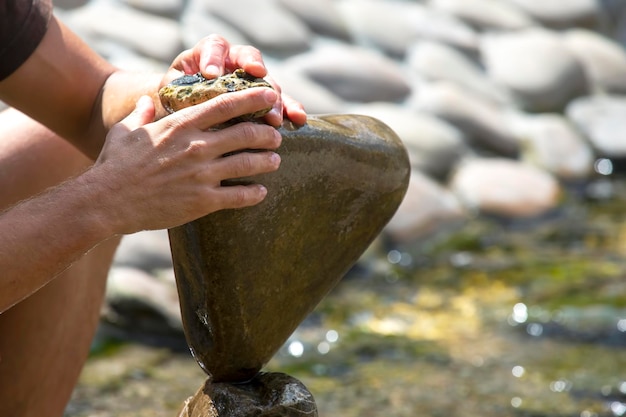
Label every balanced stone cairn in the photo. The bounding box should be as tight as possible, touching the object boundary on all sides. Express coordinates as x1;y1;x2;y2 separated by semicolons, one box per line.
159;71;410;416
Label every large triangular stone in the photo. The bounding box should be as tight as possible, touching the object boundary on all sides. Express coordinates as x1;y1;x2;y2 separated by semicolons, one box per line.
168;114;410;382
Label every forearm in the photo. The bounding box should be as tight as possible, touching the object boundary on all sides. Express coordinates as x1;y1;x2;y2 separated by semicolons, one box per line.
0;168;114;313
0;15;167;160
0;109;110;313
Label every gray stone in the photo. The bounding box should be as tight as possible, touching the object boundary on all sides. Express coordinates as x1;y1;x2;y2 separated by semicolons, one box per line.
52;0;88;9
267;64;347;115
276;0;351;40
450;157;561;217
509;112;594;180
122;0;184;18
481;28;589;112
180;4;249;49
337;0;478;56
566;95;626;158
201;0;311;54
385;172;467;243
347;102;470;179
564;29;626;94
168;115;410;382
104;266;182;333
65;2;183;62
284;43;411;103
407;40;512;105
113;229;173;271
412;82;519;157
178;373;318;417
429;0;536;31
506;0;602;29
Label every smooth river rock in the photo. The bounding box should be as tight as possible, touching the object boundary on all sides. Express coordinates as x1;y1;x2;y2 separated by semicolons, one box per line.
168;114;410;382
178;372;318;417
481;28;588;112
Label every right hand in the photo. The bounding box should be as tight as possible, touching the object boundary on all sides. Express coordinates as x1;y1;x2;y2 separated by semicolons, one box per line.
91;85;282;235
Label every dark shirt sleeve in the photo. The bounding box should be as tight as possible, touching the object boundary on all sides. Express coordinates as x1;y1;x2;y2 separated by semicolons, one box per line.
0;0;53;81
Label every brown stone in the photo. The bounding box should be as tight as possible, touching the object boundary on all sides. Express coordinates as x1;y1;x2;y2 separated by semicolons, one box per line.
168;114;410;382
178;373;318;417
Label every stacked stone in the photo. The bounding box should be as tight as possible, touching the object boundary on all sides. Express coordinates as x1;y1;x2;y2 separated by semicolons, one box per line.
44;0;626;331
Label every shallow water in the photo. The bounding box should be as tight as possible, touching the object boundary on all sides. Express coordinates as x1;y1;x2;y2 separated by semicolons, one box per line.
67;178;626;417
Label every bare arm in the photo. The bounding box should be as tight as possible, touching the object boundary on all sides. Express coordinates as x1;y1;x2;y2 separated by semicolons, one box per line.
0;16;306;312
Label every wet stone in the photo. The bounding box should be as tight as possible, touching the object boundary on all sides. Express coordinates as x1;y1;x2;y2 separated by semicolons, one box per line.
178;373;318;417
168;114;410;382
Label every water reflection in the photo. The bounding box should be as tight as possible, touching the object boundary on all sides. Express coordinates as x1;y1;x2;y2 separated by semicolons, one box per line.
512;365;525;378
287;340;304;358
595;158;614;176
511;303;529;324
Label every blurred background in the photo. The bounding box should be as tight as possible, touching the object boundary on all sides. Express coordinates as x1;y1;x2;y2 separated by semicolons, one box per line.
42;0;626;415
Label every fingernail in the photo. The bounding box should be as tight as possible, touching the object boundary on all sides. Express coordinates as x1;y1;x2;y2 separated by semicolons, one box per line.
258;184;268;197
270;152;281;166
264;89;278;102
205;65;220;78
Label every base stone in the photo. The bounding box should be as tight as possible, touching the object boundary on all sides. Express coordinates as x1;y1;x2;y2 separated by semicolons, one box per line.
178;372;318;417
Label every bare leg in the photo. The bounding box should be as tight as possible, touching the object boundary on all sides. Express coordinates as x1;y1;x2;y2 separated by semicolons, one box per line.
0;108;121;417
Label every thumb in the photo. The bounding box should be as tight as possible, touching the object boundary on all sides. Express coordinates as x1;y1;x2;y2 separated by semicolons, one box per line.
109;95;155;136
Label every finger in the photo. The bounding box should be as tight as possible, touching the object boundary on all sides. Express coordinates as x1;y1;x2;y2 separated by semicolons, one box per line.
282;93;307;126
108;95;156;137
215;184;269;209
263;75;283;127
165;87;278;131
208;151;281;182
227;45;267;78
198;34;231;79
207;122;282;157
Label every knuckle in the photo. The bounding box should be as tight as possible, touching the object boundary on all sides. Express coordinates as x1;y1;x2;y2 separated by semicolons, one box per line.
184;140;208;158
230;187;249;207
234;153;254;176
211;94;239;120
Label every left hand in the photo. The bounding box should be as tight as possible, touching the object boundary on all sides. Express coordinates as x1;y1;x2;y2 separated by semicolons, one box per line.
162;34;307;126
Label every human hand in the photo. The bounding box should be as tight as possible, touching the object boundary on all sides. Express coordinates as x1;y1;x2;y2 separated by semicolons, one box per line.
163;34;307;126
91;87;283;234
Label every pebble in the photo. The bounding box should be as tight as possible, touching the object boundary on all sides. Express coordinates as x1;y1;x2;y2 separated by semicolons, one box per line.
429;0;536;31
566;95;626;158
284;43;412;102
66;2;183;62
506;0;601;29
347;102;469;179
407;40;511;105
481;28;589;112
412;82;519;157
509;112;594;180
563;28;626;94
112;229;173;272
201;0;311;54
122;0;184;18
276;0;350;40
104;266;182;333
336;0;478;56
385;172;467;243
450;158;561;217
180;5;248;49
266;64;346;114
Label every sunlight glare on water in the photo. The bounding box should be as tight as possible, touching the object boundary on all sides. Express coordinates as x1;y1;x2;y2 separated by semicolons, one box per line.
511;303;528;324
